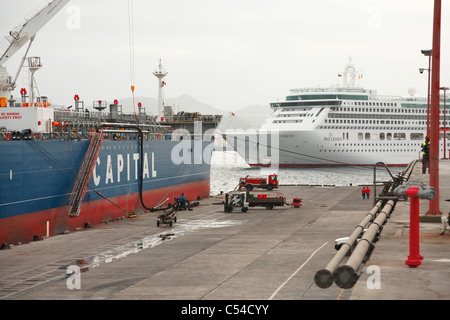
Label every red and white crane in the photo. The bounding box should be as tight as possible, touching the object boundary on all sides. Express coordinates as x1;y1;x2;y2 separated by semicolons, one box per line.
0;0;70;100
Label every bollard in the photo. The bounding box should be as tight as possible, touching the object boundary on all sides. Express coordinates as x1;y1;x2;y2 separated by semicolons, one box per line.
393;183;435;267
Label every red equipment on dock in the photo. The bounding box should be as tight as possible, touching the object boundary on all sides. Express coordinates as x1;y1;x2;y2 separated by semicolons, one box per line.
239;174;278;191
224;191;286;212
292;197;302;208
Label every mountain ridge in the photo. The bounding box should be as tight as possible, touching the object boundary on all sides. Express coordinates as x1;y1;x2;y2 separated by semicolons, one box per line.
111;94;272;129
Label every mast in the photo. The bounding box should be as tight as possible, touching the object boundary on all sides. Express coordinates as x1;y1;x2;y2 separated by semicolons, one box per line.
153;59;168;122
342;57;356;88
28;56;42;106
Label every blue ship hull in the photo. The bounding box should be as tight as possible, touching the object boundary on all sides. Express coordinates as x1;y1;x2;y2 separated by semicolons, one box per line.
0;139;213;244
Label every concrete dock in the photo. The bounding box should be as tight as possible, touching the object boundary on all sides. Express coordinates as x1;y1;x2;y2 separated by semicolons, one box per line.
0;160;449;303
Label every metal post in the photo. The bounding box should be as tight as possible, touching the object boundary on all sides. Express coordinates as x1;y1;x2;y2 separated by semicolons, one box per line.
440;87;448;159
429;0;441;215
444;89;447;159
427;54;431;137
421;50;432;137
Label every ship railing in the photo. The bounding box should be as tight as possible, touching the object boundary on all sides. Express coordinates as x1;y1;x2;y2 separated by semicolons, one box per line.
369;94;413;101
52;130;169;141
0;130;170;142
0;130;79;141
0;129;214;142
0;29;17;58
54;109;222;126
0;131;10;141
289;87;368;94
101;130;169;141
54;109;110;121
165;114;222;123
54;109;162;126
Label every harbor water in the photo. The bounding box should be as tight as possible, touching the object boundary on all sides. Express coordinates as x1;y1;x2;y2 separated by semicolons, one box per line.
209;150;407;196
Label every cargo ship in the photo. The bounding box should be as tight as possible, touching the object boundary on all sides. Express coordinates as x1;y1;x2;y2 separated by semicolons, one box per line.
0;1;222;246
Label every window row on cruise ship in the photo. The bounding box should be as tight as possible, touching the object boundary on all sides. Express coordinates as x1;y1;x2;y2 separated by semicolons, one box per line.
323;119;450;128
319;141;422;153
357;132;415;140
270;101;341;108
331;106;430;113
325;119;422;126
341;101;398;107
277;113;308;118
335;105;450;114
272;120;303;124
317;143;450;153
281;107;312;112
328;113;427;120
286;94;369;101
320;126;424;131
335;142;420;146
318;148;415;153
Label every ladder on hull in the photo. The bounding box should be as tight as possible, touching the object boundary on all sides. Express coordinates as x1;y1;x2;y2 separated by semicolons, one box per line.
68;130;104;217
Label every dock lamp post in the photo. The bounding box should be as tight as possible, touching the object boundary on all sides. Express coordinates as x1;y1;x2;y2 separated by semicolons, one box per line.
428;0;441;216
419;66;431;136
421;49;432;137
440;87;449;159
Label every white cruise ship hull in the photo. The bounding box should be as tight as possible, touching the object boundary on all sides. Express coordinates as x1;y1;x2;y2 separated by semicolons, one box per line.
225;129;429;168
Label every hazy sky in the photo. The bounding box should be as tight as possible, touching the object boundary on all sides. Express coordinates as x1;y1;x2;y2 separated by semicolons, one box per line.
1;0;449;112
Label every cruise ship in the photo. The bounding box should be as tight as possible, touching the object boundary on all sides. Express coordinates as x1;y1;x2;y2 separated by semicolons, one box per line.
226;61;449;167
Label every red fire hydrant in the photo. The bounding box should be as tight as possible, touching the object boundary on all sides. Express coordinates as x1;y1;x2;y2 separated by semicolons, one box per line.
404;187;424;267
394;184;436;267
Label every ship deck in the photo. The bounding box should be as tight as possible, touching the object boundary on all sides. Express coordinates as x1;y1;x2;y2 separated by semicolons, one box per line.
0;160;449;307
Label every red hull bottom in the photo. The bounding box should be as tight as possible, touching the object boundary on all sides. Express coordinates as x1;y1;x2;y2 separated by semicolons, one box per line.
0;179;210;245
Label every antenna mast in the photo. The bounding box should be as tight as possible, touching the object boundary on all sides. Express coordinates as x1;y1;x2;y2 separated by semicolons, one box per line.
153;59;168;122
343;57;357;88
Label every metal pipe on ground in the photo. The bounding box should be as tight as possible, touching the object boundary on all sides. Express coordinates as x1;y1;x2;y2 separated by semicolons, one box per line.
314;162;414;289
402;160;417;182
314;200;383;288
333;199;395;289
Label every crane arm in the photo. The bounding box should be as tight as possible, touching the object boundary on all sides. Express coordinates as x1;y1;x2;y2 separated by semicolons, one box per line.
0;0;71;66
